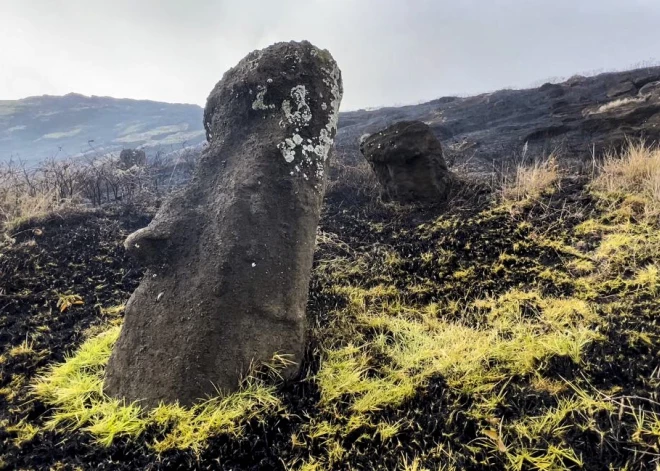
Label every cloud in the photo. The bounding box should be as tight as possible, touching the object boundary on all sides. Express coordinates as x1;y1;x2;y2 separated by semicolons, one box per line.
1;0;659;110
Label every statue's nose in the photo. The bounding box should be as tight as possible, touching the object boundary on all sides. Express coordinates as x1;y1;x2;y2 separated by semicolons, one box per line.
124;226;170;266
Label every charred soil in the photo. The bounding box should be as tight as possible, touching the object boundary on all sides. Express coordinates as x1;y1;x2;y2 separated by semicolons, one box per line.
1;178;659;470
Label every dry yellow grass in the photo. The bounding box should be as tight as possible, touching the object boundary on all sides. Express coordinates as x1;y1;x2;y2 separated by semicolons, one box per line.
592;97;645;114
592;142;660;215
501;156;559;206
0;185;62;230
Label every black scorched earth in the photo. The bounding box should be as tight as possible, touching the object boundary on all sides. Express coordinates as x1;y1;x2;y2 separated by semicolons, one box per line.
1;174;660;470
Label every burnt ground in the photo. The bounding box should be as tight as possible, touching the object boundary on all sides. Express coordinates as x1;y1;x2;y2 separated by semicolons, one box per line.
336;66;660;171
1;180;659;470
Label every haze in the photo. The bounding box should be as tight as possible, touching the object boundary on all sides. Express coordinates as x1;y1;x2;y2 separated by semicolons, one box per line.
2;0;660;110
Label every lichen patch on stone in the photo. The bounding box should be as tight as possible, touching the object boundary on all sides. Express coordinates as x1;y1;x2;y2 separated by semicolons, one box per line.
276;58;342;185
277;138;297;163
282;85;312;127
252;86;276;111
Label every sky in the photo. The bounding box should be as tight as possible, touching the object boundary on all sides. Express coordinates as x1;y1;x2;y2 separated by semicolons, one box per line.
1;0;660;111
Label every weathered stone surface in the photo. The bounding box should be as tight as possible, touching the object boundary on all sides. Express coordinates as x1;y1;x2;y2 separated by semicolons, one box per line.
119;148;147;168
104;41;343;408
640;81;660;98
606;80;636;98
359;120;454;203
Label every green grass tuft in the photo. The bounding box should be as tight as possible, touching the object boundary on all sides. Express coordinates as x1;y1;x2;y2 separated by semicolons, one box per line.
32;325;283;453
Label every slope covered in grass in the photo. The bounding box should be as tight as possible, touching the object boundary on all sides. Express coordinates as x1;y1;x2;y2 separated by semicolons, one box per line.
1;146;660;470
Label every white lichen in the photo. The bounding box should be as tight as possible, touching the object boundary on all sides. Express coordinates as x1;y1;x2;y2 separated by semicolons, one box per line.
252;85;275;111
276;140;293;163
316;62;342;162
275;59;343;184
281;85;312;127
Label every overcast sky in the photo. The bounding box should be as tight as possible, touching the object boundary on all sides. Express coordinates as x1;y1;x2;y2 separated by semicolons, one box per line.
1;0;659;110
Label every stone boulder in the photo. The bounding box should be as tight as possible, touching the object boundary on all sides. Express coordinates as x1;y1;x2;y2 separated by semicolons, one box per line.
119;148;146;168
359;120;454;203
640;81;660;98
606;80;637;98
104;41;343;408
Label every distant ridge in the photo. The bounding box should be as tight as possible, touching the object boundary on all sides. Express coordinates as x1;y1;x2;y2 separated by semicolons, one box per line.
0;93;205;163
3;65;660;167
335;66;660;171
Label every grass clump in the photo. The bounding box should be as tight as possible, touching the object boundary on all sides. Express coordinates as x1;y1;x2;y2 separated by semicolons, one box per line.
32;325;283;452
501;156;559;209
9;337;37;358
0;185;63;231
592;142;660;216
5;418;40;446
592;96;645;114
99;303;125;317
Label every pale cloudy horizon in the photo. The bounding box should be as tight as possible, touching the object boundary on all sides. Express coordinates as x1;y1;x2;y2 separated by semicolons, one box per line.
1;0;660;111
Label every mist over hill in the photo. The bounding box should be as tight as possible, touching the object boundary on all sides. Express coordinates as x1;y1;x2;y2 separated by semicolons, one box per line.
0;93;205;163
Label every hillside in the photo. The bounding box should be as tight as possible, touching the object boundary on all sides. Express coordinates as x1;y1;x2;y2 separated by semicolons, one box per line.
2;145;660;470
0;94;205;163
2;65;660;471
2;66;660;167
336;66;660;169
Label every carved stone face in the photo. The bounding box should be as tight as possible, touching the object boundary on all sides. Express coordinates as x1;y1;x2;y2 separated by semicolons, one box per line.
104;41;343;408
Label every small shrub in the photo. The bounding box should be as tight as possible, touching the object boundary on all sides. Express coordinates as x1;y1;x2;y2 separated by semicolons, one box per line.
0;146;202;232
326;157;380;205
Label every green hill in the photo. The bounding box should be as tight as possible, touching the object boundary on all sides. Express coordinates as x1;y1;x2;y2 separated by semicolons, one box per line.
0;93;205;163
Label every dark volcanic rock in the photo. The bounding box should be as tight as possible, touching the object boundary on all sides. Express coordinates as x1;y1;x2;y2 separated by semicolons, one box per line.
606;80;636;98
640;81;660;98
104;41;343;408
119;148;146;168
360;121;454;203
337;66;660;170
